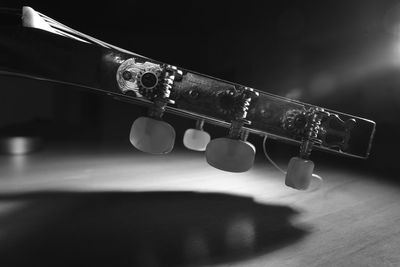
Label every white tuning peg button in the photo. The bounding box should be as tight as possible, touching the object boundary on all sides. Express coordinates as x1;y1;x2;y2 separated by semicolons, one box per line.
183;129;211;151
205;137;255;173
130;116;175;154
285;157;314;190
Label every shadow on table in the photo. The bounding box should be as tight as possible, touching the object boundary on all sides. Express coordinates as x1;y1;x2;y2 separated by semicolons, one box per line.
0;191;309;267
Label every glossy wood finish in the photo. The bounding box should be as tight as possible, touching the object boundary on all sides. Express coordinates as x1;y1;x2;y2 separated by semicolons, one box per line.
0;144;398;267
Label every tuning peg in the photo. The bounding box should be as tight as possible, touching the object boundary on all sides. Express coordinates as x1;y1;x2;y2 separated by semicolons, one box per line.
205;136;255;173
205;87;258;172
183;120;210;151
284;108;327;190
204;86;257;173
285;157;314;190
183;129;210;151
130;116;175;154
119;63;182;154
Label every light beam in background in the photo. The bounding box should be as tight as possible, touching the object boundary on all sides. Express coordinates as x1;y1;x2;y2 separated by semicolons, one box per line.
279;2;400;106
387;3;400;65
0;137;43;155
383;2;400;37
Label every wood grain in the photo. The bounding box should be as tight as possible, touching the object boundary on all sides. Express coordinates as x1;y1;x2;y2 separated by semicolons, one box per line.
0;143;398;267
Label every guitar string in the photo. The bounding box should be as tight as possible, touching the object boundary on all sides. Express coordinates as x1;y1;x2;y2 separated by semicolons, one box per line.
20;6;128;52
36;11;144;57
0;70;108;94
262;135;287;175
38;14;109;46
49;28;92;43
31;12;108;46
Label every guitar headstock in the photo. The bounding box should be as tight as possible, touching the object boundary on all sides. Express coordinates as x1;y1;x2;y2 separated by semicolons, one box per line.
0;7;376;190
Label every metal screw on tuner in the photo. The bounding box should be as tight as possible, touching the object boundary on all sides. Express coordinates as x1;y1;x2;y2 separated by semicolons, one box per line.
122;70;133;81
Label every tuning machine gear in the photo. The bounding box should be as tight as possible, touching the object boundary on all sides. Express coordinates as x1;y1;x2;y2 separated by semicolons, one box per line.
285;107;328;190
206;88;259;172
136;68;162;98
117;58;162;97
282;109;307;136
121;60;182;154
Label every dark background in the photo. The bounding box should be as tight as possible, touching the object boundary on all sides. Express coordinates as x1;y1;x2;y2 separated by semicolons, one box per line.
1;1;399;179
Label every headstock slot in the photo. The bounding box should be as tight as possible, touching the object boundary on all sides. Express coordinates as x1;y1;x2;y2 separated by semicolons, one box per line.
320;115;356;151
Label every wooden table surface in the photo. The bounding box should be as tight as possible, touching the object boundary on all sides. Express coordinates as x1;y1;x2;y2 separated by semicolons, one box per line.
0;142;398;267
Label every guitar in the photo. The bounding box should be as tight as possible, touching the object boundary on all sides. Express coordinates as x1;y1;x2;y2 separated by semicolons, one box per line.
0;7;376;190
